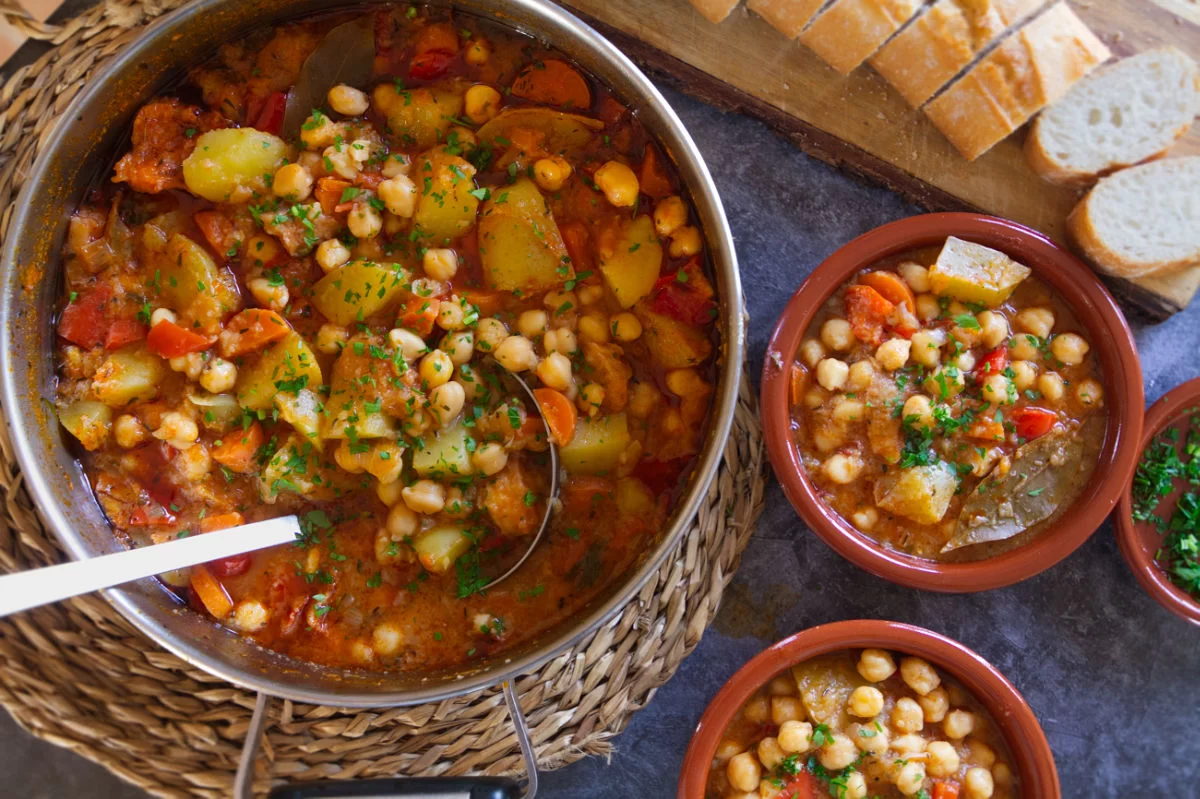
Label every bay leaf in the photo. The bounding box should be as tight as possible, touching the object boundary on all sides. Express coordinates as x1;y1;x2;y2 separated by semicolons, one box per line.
282;16;376;138
943;427;1086;552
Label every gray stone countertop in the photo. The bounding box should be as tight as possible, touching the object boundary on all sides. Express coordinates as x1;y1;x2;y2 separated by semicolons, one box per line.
3;80;1199;798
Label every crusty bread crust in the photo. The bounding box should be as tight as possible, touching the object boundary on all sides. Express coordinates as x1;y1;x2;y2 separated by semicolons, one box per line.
689;0;743;24
924;2;1110;160
799;0;925;75
748;0;829;37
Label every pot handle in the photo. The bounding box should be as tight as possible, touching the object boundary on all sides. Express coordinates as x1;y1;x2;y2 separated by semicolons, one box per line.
235;681;538;799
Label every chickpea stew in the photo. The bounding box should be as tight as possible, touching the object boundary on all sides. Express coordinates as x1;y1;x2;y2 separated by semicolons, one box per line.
789;237;1106;562
708;649;1019;799
53;6;719;671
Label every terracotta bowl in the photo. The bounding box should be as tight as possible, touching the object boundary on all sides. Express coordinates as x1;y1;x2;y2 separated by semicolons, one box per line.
1115;378;1200;626
677;620;1060;798
761;212;1143;592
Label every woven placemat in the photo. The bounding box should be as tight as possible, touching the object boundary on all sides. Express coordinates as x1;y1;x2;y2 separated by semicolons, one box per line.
0;2;766;795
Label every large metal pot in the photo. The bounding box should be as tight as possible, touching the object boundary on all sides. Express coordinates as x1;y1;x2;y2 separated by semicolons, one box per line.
0;0;744;794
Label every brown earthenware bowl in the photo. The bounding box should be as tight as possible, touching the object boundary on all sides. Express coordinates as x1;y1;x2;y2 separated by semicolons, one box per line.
677;620;1060;798
1115;378;1200;626
761;213;1143;592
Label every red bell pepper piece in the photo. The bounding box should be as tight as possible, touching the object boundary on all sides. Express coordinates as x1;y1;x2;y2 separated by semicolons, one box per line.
776;771;821;799
250;91;287;136
104;318;147;350
649;273;716;325
146;319;213;358
58;284;113;348
207;553;252;578
975;347;1009;378
1011;406;1058;441
409;49;455;81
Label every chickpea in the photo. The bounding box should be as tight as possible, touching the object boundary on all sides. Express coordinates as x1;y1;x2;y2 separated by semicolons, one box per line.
429;381;466;428
797;340;825;370
891;733;928;755
978;310;1010;349
816;358;850;391
820;318;854;352
804;388;827;410
388;327;428;361
578;313;610;344
316;239;351;273
831;397;866;425
848;685;884;717
517;309;548;338
951;317;983;347
900;657;941;696
326;83;369;116
668;226;702;258
464;36;491;65
757;737;785;771
726;752;761;792
902;394;935;430
917;686;949;723
1038;372;1065;401
371;622;404;657
817;733;857;771
422;248;458;282
610;312;642;342
876;338;911;371
1015;306;1055;338
533;156;572;192
823;453;864;484
812;429;844;453
348;203;383;239
377;479;403;507
437;299;466;331
965;739;996;768
846;360;875;392
401;479;445;514
495;335;538;373
910;328;946;367
470;318;506;353
168;352;205;381
1051;332;1090;366
419;349;454;388
891;697;924;733
579;382;605;416
300;111;339;149
924;365;965;399
844;772;868;799
777;720;813;754
964;767;995;799
594;160;639;207
536;352;573;391
895;761;927;796
378;175;418;218
981;373;1015;405
544;327;578;356
149;308;177;327
323;145;359;179
768;676;795;696
851;508;878;531
1010;360;1038;391
715;739;742;762
857;648;897;682
464;84;502;124
956;351;977;372
229;600;269;632
577;283;604;306
434;331;472;367
926;740;961;778
915;293;941;322
471;442;509;476
333;439;371;473
1008;333;1041;361
849;722;888;754
381;153;411;178
943;709;975;740
770;696;803;724
897;261;931;293
199;357;238;394
653;195;688;237
993;762;1015;789
248;277;288;311
113;414;148;449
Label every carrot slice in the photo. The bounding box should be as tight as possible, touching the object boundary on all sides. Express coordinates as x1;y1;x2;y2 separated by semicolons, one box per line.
315;177;353;215
534;387;578;447
844;284;895;345
193;210;239;258
933;781;961;799
860;270;916;312
219;308;291;357
397;295;441;338
458;287;504;317
146;319;214;358
638;146;673;199
189;564;233;619
212;422;264;474
789;363;807;406
511;59;592;109
199;512;246;533
560;221;593;275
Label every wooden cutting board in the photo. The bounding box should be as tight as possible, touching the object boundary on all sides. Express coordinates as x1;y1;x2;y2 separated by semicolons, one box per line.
559;0;1200;320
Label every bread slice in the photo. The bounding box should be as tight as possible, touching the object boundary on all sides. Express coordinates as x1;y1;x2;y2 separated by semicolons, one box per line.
689;0;742;24
1067;156;1200;278
748;0;829;37
924;3;1110;160
870;0;1048;108
798;0;926;75
1026;47;1200;186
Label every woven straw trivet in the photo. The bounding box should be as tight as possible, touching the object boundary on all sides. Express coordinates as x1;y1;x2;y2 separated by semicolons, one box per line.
0;3;766;795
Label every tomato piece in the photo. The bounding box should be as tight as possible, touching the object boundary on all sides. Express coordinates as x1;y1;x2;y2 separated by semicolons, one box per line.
975;347;1009;378
409;49;455;81
58;284;113;348
776;771;822;799
250;91;287;135
1011;406;1058;440
966;418;1006;442
638;145;674;198
146;319;214;358
649;274;716;325
104;318;147;350
843;284;895;345
208;553;252;578
129;501;175;527
212;423;265;474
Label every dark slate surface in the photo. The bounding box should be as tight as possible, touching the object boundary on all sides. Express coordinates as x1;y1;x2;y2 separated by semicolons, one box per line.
4;82;1199;798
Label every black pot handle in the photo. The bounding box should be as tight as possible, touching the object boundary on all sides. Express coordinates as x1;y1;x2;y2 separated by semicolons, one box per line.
236;682;538;799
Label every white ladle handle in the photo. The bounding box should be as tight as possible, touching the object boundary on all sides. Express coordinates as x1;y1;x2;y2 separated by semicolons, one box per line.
0;515;301;618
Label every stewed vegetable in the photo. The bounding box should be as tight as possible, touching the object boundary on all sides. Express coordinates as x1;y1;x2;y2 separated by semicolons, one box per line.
53;5;718;671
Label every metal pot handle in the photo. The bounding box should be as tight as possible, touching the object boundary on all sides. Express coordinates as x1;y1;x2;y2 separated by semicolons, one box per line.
235;681;538;799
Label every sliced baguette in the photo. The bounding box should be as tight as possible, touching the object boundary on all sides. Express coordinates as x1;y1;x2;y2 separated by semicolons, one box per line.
798;0;926;75
747;0;830;37
1067;156;1200;278
689;0;742;24
1026;47;1200;186
924;2;1110;161
870;0;1047;108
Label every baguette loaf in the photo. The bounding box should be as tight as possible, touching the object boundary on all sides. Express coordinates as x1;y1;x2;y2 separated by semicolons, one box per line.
689;0;742;24
1068;156;1200;279
798;0;925;75
924;2;1110;161
747;0;829;37
1026;47;1200;186
870;0;1047;108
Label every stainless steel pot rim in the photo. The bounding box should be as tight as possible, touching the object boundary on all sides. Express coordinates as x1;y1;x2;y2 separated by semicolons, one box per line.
0;0;745;708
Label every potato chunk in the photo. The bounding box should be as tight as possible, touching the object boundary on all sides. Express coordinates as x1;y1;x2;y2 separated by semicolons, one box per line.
373;85;464;150
182;128;288;203
311;260;410;325
874;462;958;525
236;332;323;411
561;414;630;474
598;215;663;308
91;347;167;406
929;237;1031;307
478;177;570;292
